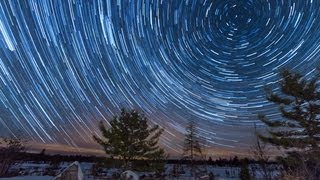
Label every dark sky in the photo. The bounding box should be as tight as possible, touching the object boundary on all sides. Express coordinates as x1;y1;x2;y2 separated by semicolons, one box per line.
0;0;319;155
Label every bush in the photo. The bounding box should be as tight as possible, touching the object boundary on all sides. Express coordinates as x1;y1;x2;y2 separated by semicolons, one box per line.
239;163;251;180
0;136;26;177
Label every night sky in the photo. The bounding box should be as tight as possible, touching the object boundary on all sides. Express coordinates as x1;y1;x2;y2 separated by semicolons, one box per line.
0;0;320;155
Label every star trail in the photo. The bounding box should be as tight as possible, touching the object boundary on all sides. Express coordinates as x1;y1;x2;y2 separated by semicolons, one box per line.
0;0;320;154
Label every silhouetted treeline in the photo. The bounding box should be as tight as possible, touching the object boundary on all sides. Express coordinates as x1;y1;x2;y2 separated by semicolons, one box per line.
167;156;276;167
11;152;105;163
10;151;277;167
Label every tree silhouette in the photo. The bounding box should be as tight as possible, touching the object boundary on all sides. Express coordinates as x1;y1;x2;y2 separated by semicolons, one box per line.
258;69;320;178
183;121;203;160
93;109;165;169
250;123;271;180
239;162;251;180
259;69;320;151
183;120;203;176
0;136;26;176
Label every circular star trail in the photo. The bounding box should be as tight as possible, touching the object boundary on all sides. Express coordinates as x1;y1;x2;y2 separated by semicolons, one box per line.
0;0;320;153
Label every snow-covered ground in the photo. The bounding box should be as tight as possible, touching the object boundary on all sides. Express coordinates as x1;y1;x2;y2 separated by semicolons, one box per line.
0;176;54;180
0;161;279;179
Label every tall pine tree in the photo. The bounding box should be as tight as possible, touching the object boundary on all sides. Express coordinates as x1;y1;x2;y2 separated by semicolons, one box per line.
93;109;165;168
259;69;320;179
258;69;320;153
183;121;203;160
183;120;203;176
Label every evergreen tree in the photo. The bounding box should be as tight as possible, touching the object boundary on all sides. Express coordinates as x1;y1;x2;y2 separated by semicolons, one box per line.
183;120;203;176
258;69;320;178
258;69;320;152
93;109;165;169
183;121;203;160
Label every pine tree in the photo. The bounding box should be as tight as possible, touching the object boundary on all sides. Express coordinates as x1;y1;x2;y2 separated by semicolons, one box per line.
183;121;203;176
258;69;320;178
258;69;320;152
183;121;202;160
93;109;165;168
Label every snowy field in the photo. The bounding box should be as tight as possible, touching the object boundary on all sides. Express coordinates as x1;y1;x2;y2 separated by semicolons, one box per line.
0;162;279;179
0;176;54;180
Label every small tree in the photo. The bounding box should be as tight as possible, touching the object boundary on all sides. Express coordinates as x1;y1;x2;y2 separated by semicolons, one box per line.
258;69;320;178
183;120;203;176
0;136;26;176
239;162;251;180
93;109;165;169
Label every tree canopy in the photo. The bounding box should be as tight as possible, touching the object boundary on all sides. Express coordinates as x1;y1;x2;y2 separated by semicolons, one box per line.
258;69;320;179
93;109;165;168
183;120;203;160
258;69;320;152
